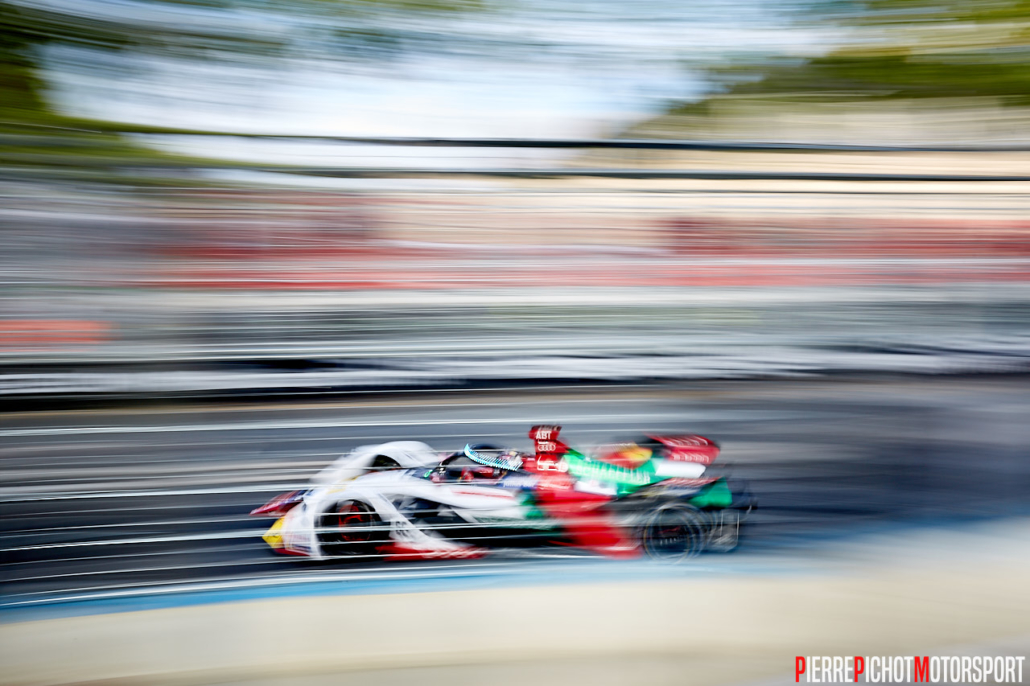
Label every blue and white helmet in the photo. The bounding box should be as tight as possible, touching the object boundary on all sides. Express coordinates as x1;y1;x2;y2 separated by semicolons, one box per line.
463;443;525;471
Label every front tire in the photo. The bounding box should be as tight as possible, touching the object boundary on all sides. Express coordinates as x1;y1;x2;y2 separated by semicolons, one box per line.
318;500;385;558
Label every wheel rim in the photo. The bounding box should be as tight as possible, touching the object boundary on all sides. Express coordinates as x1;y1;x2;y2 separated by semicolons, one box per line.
642;508;704;560
334;502;374;544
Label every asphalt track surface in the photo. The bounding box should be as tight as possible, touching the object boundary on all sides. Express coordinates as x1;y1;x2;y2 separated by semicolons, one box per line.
2;376;1029;610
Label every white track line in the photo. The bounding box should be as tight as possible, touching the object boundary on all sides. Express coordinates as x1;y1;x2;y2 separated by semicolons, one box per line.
0;410;807;438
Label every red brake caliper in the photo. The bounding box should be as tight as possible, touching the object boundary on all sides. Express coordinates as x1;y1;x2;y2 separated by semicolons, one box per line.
337;503;371;543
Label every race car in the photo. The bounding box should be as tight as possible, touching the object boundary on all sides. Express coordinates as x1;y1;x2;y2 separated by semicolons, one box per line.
250;425;755;562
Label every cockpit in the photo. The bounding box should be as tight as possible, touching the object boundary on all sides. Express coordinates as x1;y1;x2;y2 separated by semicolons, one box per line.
427;444;526;483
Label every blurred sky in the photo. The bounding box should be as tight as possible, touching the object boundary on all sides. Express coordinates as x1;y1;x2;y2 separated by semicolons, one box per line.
33;0;834;164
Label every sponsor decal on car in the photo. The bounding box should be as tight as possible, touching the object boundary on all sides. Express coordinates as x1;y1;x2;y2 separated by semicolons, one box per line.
452;489;516;499
535;456;569;472
496;474;539;490
565;453;657;487
668;450;717;463
661;477;718;487
532;425;561;441
652;435;720;465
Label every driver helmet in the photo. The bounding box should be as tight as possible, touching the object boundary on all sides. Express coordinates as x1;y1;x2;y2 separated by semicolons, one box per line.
463;443;525;473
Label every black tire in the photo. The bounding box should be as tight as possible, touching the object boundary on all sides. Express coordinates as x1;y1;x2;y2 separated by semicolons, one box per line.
639;504;709;561
317;500;386;558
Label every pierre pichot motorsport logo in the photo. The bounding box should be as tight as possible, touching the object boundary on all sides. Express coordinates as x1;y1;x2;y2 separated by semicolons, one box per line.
795;656;1025;683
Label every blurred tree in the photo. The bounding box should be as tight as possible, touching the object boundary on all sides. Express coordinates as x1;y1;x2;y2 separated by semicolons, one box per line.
649;0;1030;134
726;0;1030;103
0;0;485;179
1;0;284;125
0;0;279;178
0;1;48;121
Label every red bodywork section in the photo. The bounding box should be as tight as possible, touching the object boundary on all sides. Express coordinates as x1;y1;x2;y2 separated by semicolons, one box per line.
380;543;487;562
524;425;666;558
250;490;306;517
533;476;639;558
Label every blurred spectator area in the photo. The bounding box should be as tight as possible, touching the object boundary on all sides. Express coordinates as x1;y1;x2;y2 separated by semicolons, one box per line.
4;174;1030;292
2;167;1029;381
663;218;1030;258
158;190;378;260
151;178;1030;266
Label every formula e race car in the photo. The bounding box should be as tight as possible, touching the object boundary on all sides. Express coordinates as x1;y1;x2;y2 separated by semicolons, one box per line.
251;426;755;562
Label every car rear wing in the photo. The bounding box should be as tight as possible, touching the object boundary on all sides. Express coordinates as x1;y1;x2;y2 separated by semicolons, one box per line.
647;434;720;465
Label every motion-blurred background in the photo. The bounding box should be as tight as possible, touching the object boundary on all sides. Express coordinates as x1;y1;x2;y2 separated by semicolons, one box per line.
3;0;1030;392
2;0;1029;683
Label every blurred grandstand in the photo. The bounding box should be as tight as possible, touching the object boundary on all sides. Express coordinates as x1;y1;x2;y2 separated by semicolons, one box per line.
2;135;1030;399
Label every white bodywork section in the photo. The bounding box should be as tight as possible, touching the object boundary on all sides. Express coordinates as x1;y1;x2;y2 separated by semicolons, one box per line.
653;460;706;478
312;441;440;484
277;442;532;559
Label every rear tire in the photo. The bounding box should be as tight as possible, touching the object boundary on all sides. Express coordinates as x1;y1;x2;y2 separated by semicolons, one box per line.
640;504;708;561
318;500;385;558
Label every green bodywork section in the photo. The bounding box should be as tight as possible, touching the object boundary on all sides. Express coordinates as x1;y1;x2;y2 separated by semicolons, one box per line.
563;450;663;496
562;450;733;507
687;478;733;509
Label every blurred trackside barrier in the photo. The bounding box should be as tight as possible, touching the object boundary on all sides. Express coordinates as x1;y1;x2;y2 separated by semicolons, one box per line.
148;262;1030;290
662;219;1030;258
0;320;110;348
5;130;1030;277
2;132;1029;392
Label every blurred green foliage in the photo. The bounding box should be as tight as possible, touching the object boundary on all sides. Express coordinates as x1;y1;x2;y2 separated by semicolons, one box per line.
856;0;1030;26
0;0;486;180
1;0;280;179
1;1;59;124
693;0;1030;108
